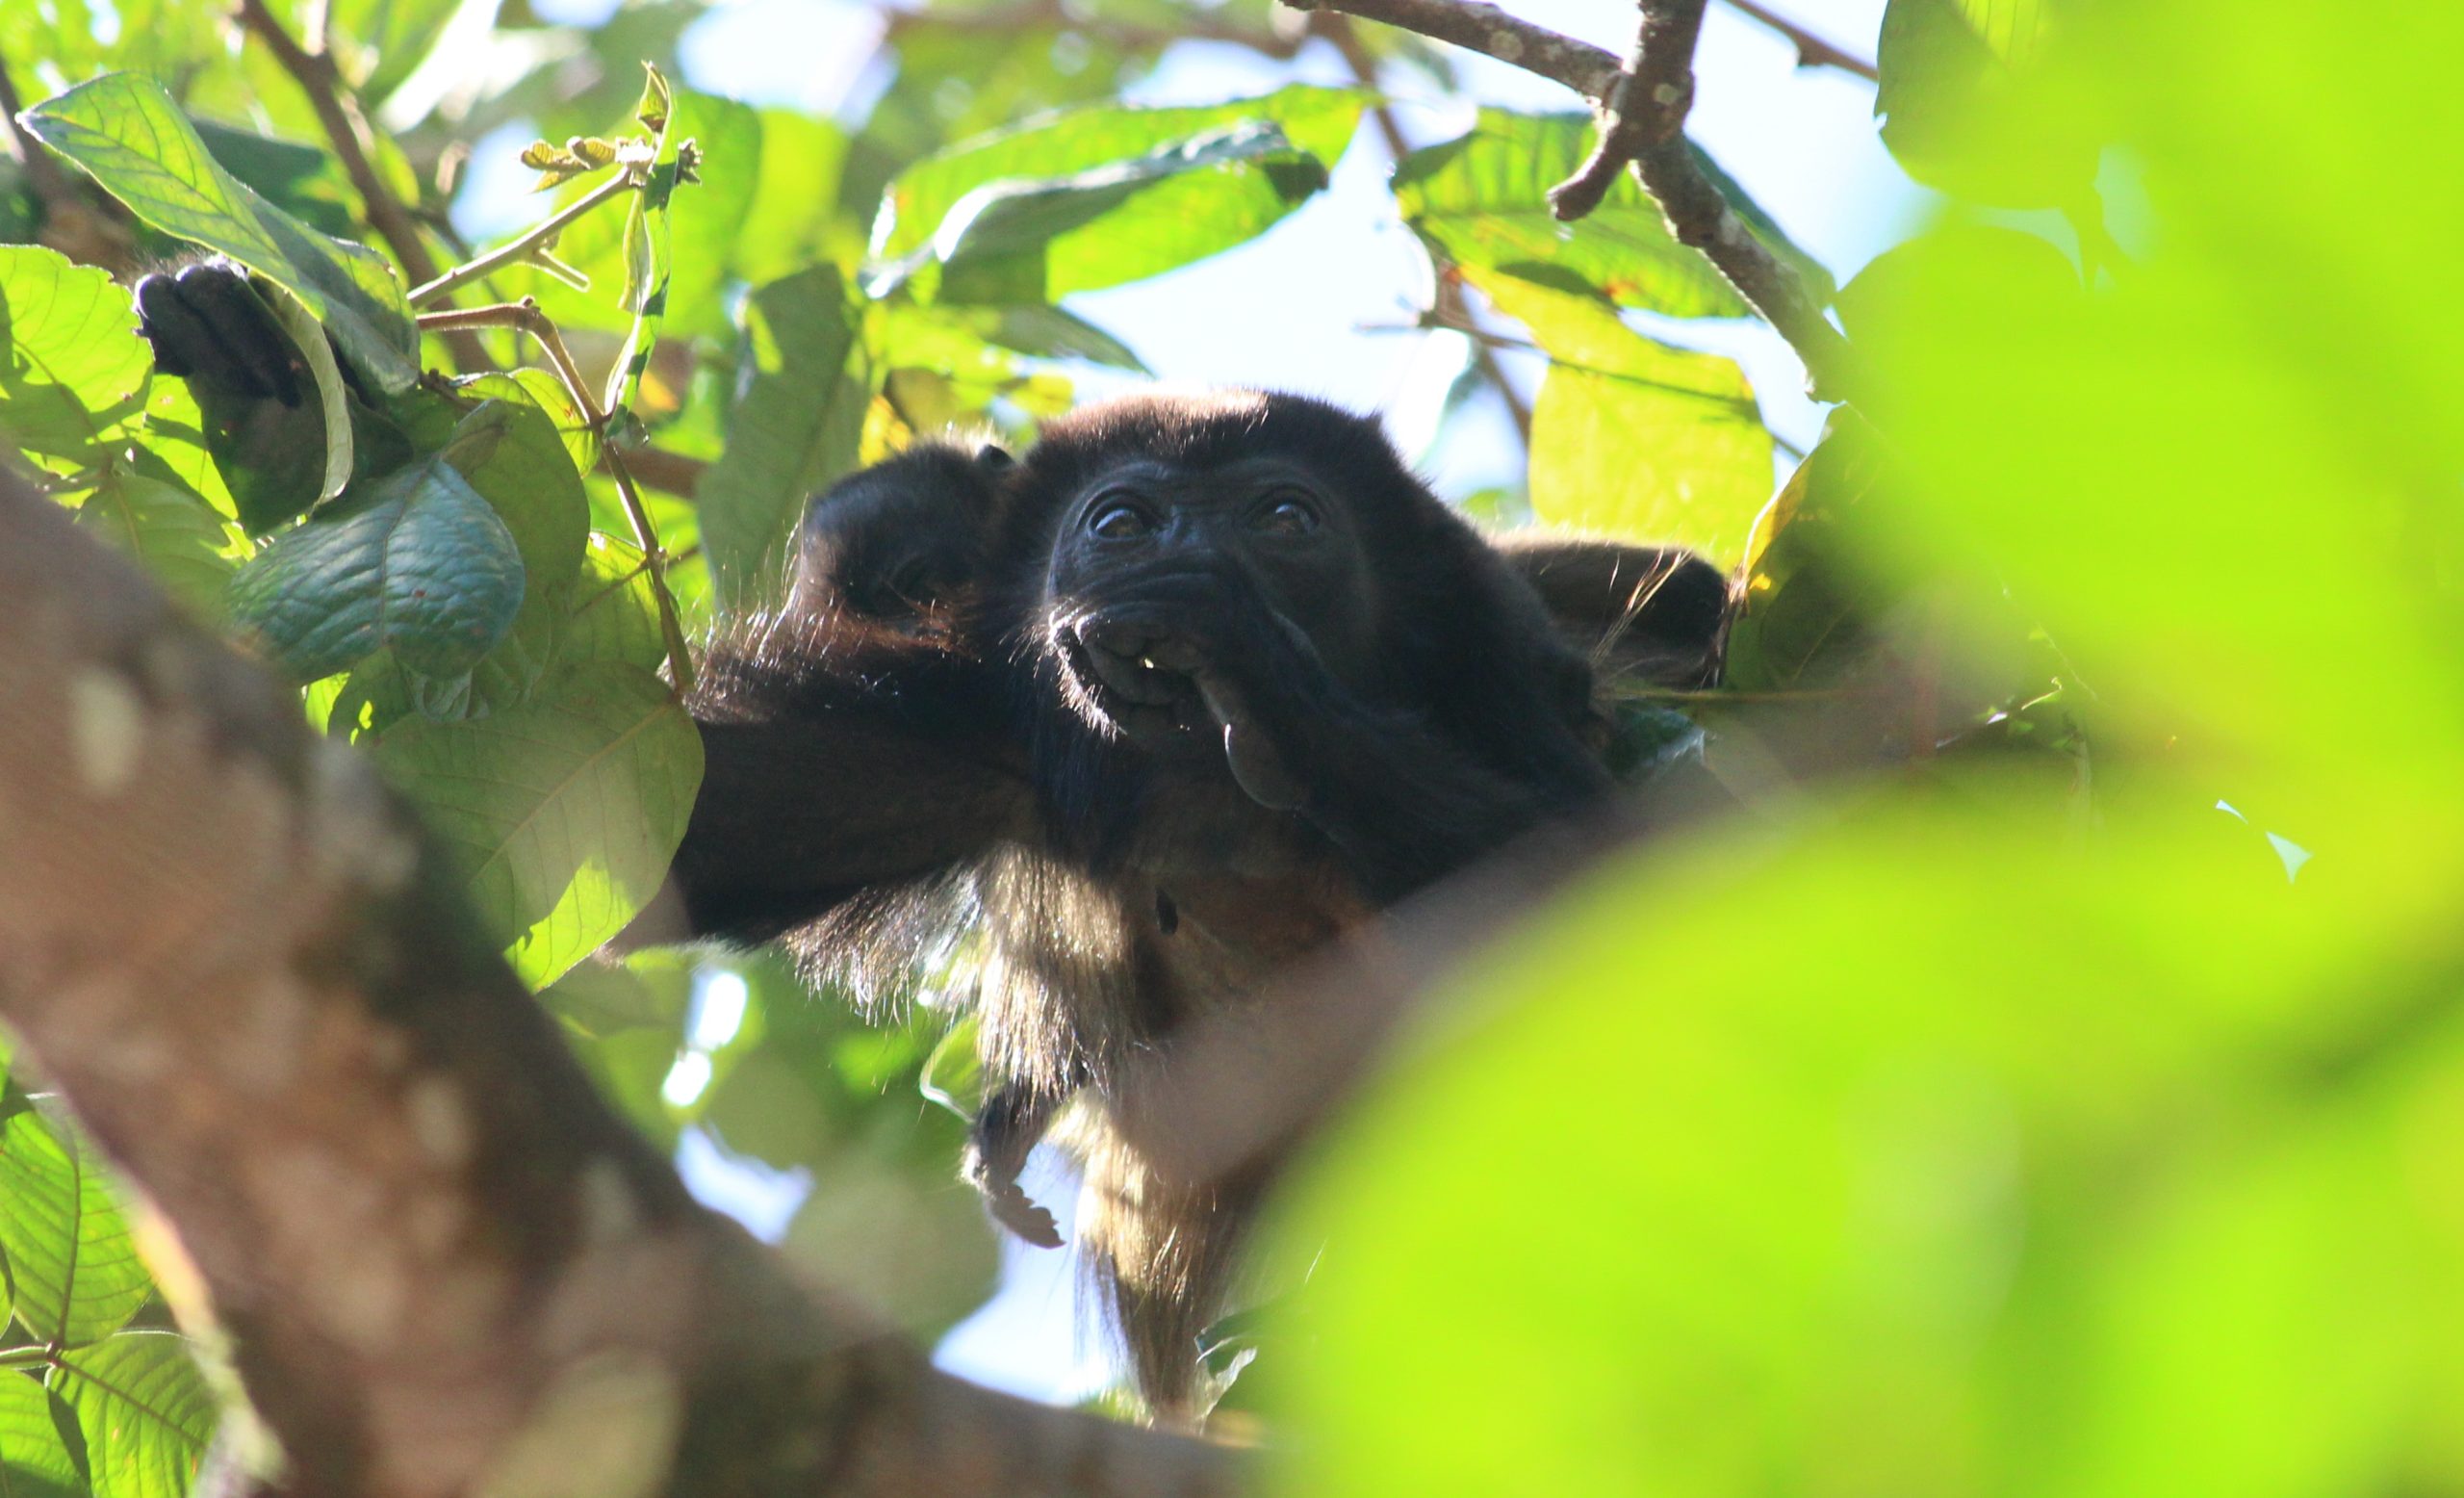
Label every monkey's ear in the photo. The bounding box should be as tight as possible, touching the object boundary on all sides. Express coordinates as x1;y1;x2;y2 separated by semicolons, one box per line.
1495;534;1730;687
975;443;1015;471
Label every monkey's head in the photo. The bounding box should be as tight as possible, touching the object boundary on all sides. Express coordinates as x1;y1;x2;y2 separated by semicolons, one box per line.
790;440;1013;635
1002;390;1599;765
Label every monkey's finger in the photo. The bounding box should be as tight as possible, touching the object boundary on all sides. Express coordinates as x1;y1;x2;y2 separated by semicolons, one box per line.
178;265;308;407
992;1191;1065;1250
1196;675;1308;811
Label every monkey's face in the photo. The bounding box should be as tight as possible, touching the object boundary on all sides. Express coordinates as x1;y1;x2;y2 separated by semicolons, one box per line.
1040;456;1379;748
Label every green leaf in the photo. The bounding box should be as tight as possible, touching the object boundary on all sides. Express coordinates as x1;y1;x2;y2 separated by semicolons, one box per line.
701;1046;834;1170
919;1014;986;1123
0;245;151;460
696;264;868;607
880;121;1327;300
263;278;355;503
1875;0;2098;208
132;379;236;520
21;72;419;392
0;1112;151;1347
733;109;852;289
1396;112;1746;321
74;462;238;620
329;0;465;104
227;456;526;682
599;63;699;421
0;1371;82;1498
1723;412;1896;690
372;661;703;990
449;369;601;478
1486;273;1772;563
53;1333;212;1498
781;1149;997;1342
191;118;356;239
542;957;687;1040
873;86;1363;300
564;534;669;672
501;89;759;344
440;399;590;589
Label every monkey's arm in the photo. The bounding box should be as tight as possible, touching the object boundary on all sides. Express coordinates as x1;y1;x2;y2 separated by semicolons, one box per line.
670;712;1035;943
651;621;1040;944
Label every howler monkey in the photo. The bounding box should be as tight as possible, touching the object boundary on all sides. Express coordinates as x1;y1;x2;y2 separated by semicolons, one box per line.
672;390;1727;1414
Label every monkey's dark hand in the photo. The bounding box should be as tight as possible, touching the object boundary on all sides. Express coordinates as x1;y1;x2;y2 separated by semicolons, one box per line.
133;261;306;406
1063;566;1320;812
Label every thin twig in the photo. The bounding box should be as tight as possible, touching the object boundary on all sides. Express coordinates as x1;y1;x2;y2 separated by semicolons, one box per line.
417;300;698;690
1549;0;1706;222
419;301;599;419
602;445;698;692
1718;0;1877;80
1318;14;1535;449
1286;0;1856;400
1432;275;1532;441
231;0;489;370
410;168;643;307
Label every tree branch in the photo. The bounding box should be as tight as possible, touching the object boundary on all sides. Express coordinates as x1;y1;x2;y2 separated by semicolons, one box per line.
231;0;489;371
1547;0;1706;222
1282;0;1857;400
1718;0;1877;81
0;466;1242;1498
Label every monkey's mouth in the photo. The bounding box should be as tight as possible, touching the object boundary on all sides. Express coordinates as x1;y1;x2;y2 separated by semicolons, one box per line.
1056;629;1205;741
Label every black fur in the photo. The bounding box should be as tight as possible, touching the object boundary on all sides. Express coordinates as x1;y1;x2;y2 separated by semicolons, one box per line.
669;390;1724;1415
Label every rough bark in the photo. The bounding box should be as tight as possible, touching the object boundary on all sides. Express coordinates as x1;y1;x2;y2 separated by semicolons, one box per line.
0;466;1237;1498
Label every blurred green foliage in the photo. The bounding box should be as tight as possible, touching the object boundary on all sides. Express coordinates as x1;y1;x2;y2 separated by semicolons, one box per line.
1;0;2451;1488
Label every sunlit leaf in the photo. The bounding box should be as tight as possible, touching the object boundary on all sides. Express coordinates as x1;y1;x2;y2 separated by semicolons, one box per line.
1724;412;1890;690
1396;112;1756;321
873;86;1364;300
54;1333;212;1498
696;264;868;606
1487;272;1771;562
0;245;151;460
0;1371;82;1498
919;1014;986;1123
22;72;419;393
1875;0;2098;208
0;1112;151;1347
450;368;601;477
227;456;526;682
74;462;237;619
372;660;703;989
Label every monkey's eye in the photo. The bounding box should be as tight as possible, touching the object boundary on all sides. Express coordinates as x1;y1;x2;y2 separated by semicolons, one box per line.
1086;500;1155;540
1254;492;1320;536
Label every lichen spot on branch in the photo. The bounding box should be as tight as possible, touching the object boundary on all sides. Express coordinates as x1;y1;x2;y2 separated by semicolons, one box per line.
475;1351;682;1498
67;668;144;797
405;1074;475;1170
578;1158;642;1248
